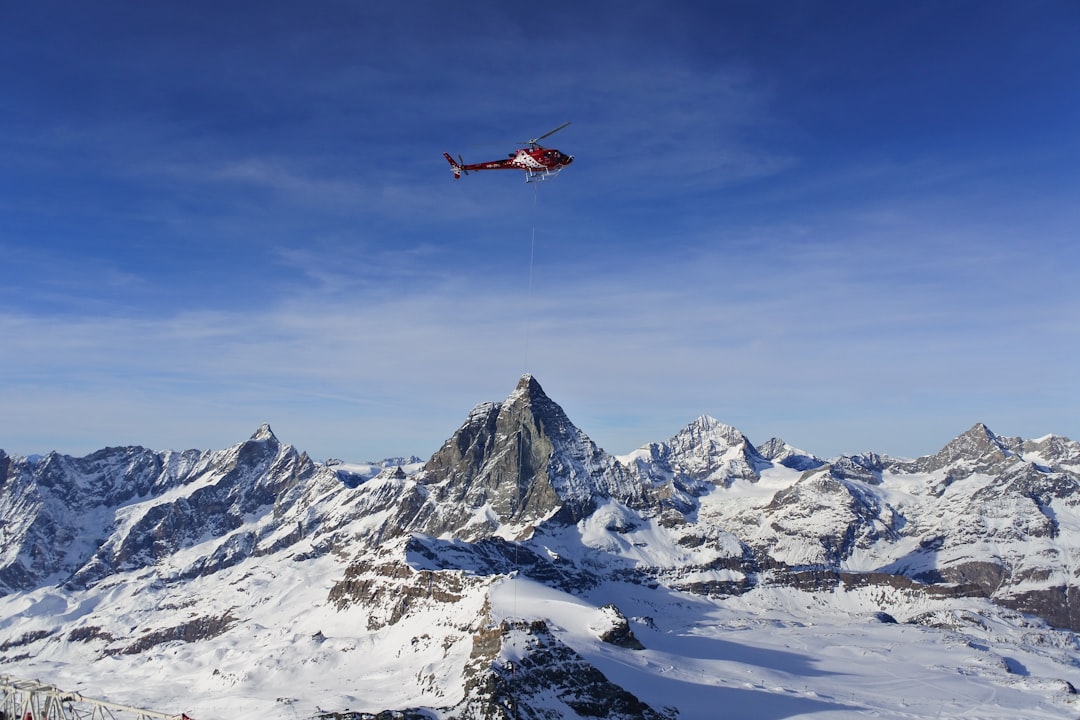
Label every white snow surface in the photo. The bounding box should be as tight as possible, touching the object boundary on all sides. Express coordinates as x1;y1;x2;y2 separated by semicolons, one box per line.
4;518;1080;720
490;576;1080;720
5;413;1080;719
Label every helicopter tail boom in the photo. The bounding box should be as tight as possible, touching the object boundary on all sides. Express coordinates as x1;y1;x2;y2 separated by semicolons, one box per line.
443;152;465;179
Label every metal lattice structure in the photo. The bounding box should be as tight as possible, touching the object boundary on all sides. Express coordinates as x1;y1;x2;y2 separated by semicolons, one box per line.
0;676;189;720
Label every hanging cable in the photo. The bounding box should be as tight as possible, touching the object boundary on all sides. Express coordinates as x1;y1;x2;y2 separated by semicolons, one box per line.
524;179;539;373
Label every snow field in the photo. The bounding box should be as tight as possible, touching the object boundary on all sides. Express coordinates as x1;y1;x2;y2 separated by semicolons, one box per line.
489;575;1080;719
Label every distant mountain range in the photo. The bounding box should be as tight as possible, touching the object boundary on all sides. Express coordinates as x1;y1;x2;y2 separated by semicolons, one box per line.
2;374;1079;719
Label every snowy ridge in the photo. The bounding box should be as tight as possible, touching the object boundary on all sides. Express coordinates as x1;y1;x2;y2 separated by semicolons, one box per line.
620;415;771;488
2;378;1080;719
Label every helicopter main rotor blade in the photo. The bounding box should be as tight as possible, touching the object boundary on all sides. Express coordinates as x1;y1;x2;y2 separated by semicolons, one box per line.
524;121;571;145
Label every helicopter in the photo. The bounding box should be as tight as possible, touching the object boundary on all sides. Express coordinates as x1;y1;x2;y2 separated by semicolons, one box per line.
443;122;573;183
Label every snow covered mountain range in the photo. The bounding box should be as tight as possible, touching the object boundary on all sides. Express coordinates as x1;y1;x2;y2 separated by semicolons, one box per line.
2;374;1080;719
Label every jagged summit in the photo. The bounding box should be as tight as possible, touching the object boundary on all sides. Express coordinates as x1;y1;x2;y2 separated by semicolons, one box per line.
418;375;642;537
510;371;541;397
625;414;770;486
683;414;745;444
757;437;824;471
250;423;278;443
500;374;593;456
1022;433;1080;474
917;421;1020;476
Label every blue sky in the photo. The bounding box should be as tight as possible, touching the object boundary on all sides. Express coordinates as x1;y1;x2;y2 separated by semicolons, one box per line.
2;1;1077;461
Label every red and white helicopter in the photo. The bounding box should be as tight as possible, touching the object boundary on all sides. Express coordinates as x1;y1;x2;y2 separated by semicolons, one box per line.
444;122;573;182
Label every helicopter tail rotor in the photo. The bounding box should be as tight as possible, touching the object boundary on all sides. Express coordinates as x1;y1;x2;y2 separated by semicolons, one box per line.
443;152;467;179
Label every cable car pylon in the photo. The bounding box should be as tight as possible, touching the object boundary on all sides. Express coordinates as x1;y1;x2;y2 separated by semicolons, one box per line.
1;676;192;720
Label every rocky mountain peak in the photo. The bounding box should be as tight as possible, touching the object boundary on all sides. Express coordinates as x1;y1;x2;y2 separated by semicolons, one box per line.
757;437;825;471
418;376;641;537
756;437;789;460
510;372;543;398
683;415;744;444
500;374;582;448
1022;434;1080;474
250;423;278;443
918;422;1019;476
663;415;769;484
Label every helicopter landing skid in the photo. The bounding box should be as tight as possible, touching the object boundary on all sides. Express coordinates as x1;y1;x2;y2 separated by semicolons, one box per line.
525;167;565;183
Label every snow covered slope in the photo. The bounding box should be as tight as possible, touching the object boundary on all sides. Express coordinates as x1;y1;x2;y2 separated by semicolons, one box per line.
2;375;1079;719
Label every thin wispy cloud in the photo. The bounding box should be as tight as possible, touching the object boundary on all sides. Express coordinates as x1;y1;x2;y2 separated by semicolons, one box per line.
1;2;1076;461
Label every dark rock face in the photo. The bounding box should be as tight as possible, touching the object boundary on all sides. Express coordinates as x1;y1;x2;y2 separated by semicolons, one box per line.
828;453;885;485
1000;586;1080;633
423;396;566;529
351;617;671;720
757;437;825;471
1021;434;1080;474
109;611;238;655
416;375;645;537
405;534;602;594
596;604;645;650
327;539;483;631
912;423;1021;478
452;620;672;720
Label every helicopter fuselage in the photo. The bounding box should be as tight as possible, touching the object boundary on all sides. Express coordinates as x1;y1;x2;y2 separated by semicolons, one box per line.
443;123;574;182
